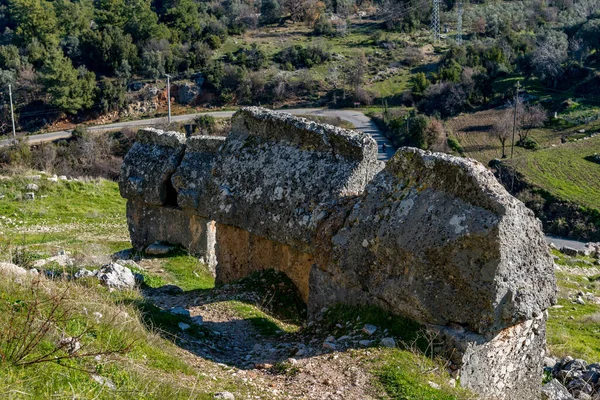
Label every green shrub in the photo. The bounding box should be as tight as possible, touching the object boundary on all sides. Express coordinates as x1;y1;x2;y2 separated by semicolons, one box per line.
517;137;539;150
447;136;464;154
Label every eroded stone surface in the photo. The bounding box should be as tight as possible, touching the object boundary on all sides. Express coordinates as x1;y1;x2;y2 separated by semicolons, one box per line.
119;128;186;206
310;147;556;336
190;107;384;250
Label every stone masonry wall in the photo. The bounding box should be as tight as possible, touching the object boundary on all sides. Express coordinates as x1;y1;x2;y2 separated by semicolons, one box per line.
119;107;557;399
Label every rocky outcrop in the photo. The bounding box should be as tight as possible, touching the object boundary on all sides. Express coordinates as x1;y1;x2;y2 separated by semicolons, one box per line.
119;107;557;399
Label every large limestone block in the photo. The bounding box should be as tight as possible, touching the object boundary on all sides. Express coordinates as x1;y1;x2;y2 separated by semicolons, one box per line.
311;147;556;336
171;135;225;210
126;200;216;268
192;107;384;249
119;128;186;206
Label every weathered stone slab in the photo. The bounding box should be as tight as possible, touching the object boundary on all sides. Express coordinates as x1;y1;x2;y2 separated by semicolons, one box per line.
189;107;384;249
171;135;225;210
435;313;547;399
311;147;556;336
119;128;186;206
126;200;216;268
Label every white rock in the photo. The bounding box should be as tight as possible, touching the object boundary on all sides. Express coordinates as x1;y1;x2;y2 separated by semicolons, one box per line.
26;183;39;191
0;262;27;276
96;263;136;289
91;374;116;390
428;381;441;390
214;392;235;400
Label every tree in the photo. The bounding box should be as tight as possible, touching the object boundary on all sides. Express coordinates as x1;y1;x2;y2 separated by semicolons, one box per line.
489;111;513;158
518;103;547;141
530;30;568;88
41;51;96;114
410;72;429;95
578;18;600;52
9;0;59;46
261;0;282;24
80;26;138;75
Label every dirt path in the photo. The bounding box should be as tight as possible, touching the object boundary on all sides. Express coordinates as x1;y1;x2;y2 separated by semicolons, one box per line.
143;281;384;400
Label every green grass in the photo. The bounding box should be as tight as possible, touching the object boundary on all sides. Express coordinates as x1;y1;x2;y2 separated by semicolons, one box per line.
375;350;471;400
320;305;471;399
160;252;215;291
229;301;295;336
0;274;211;399
547;250;600;361
547;298;600;361
504;135;600;212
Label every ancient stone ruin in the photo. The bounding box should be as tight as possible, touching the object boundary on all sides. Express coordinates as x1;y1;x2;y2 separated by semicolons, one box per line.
119;107;557;399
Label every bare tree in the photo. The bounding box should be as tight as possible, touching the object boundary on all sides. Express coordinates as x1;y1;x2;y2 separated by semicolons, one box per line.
519;104;547;141
489;111;514;159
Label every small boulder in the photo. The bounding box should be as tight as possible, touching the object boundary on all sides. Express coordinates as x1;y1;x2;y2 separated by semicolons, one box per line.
0;262;27;276
380;337;396;348
322;341;336;350
214;391;235;400
541;379;575;400
26;183;39;191
176;83;200;105
96;263;136;289
178;322;191;331
74;268;96;279
145;242;175;256
560;247;579;257
24;192;35;200
168;306;190;317
362;324;377;335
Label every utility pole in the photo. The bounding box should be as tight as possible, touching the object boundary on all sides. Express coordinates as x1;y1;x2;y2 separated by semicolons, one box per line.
510;81;520;159
165;74;172;124
431;0;440;43
8;84;16;141
456;1;464;46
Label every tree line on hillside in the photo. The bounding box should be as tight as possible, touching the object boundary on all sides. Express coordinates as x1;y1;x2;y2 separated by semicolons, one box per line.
0;0;598;136
376;0;600;151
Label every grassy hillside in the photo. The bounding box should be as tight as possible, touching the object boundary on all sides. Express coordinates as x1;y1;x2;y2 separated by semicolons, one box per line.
504;136;600;212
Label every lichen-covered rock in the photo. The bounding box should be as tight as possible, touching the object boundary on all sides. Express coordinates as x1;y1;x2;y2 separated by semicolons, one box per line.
0;262;27;276
119;128;186;206
542;379;575;400
311;147;556;336
171;135;225;210
190;107;383;249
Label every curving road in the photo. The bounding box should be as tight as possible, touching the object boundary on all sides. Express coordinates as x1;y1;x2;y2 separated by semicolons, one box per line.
0;108;396;161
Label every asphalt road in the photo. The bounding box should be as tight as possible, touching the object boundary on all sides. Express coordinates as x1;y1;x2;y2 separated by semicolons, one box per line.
2;107;592;246
0;108;396;160
545;236;588;251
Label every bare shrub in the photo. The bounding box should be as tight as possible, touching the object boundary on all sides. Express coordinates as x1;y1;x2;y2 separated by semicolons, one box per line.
0;277;131;367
